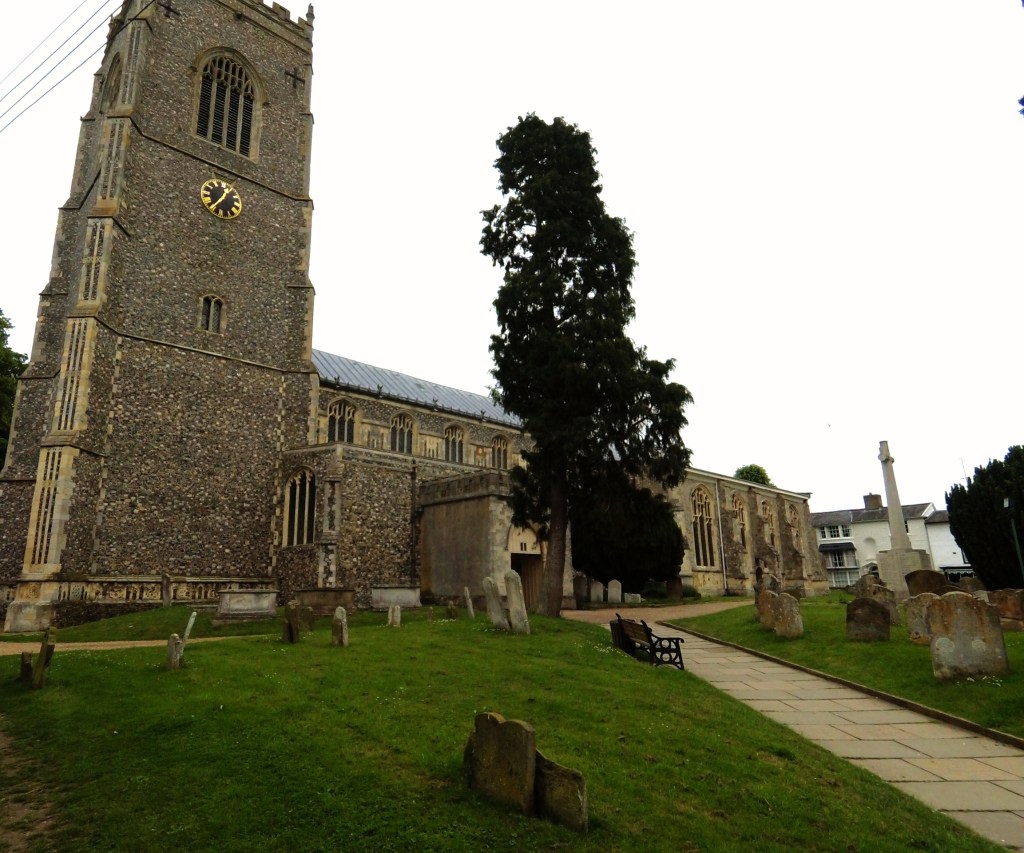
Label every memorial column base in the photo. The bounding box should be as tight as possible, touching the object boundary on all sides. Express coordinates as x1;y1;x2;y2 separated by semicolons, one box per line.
876;549;933;600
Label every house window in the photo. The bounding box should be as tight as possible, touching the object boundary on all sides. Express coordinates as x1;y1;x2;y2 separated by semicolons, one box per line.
841;524;851;537
196;54;257;157
327;401;356;443
827;524;840;539
284;469;315;547
200;296;224;333
444;426;464;463
761;501;776;548
691;487;715;568
491;437;508;469
391;415;413;454
732;493;747;550
828;551;850;568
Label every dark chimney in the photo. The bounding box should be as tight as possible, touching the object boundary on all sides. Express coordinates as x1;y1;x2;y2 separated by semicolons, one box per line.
863;494;883;510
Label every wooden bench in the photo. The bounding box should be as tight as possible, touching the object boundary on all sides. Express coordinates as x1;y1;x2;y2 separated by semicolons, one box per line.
611;614;684;670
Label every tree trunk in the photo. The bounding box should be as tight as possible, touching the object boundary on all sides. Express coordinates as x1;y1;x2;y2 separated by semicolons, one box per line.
536;476;568;616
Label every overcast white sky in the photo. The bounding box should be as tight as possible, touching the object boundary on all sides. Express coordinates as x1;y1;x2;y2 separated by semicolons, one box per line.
1;0;1022;512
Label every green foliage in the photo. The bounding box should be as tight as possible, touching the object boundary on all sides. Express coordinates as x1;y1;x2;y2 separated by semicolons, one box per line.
946;446;1024;589
481;115;692;614
0;308;28;464
734;463;774;486
0;610;1000;852
570;468;684;593
679;584;701;599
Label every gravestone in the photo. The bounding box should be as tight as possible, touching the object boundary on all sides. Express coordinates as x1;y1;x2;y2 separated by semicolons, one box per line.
904;593;938;644
850;573;884;599
623;593;641;605
388;605;402;627
589;581;605;604
446;602;458;620
958;576;985;593
536;751;588;833
483;577;510;631
773;593;803;638
973;590;990;603
606;580;622;605
161;573;173;608
19;652;33;684
905;569;947;597
926;591;1008;681
183;610;198;644
166;634;184;670
28;628;57;689
846;598;890;642
755;588;777;628
666;576;684;598
282;604;303;643
989;589;1024;632
332;606;349;647
505;570;531;635
463;587;475;619
572;575;588;606
464;712;536;813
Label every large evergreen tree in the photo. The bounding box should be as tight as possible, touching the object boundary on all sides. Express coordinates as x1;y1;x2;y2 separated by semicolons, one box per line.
481;115;692;615
0;309;28;465
734;464;774;487
946;446;1024;590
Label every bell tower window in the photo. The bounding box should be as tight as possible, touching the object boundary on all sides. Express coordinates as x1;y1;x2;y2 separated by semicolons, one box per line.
196;55;257;157
200;296;224;333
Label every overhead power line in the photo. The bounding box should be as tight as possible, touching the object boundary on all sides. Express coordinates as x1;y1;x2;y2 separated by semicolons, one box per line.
0;0;94;90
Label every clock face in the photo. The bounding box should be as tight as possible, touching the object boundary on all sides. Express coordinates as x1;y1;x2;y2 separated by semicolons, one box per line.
200;179;243;220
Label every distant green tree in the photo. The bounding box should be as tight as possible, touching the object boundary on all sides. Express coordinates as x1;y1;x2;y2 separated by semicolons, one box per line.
0;309;28;464
946;446;1024;590
734;464;774;487
481;115;692;615
570;466;685;594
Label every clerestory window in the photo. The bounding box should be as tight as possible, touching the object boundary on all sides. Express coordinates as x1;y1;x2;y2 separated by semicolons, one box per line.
444;426;464;463
491;436;508;470
196;55;257;157
391;415;413;454
328;401;356;444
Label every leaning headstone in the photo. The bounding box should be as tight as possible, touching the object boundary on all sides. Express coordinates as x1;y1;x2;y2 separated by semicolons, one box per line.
905;569;947;598
846;598;890;642
589;581;605;604
905;593;939;644
989;589;1024;632
623;593;641;605
161;573;173;608
483;576;509;631
464;712;536;813
535;750;588;833
958;576;985;593
19;652;33;684
505;570;531;635
282;604;302;643
606;580;622;605
166;634;184;670
755;588;778;628
463;587;475;619
973;590;990;603
773;593;803;638
926;591;1008;681
388;605;402;627
332;606;349;647
296;605;315;632
183;610;198;644
31;628;56;690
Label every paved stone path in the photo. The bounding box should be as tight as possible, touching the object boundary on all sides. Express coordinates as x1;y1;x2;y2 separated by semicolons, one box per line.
565;603;1024;851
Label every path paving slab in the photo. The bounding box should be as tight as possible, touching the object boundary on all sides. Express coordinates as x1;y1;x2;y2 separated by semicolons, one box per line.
893;780;1024;811
905;757;1021;782
850;758;944;782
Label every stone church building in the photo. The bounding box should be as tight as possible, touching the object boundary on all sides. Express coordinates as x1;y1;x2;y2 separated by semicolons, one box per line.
0;0;826;631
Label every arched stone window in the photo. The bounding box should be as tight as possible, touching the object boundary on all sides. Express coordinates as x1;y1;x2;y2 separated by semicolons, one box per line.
761;500;776;548
390;414;413;454
101;55;123;111
491;436;509;470
195;54;257;157
444;426;464;463
691;487;716;568
328;401;356;443
787;504;801;550
200;295;224;333
732;493;747;550
284;469;315;547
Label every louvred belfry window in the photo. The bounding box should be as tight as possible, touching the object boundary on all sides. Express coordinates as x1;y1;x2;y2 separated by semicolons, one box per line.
196;56;256;157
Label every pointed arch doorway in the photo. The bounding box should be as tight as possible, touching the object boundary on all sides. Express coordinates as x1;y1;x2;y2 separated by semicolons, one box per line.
507;526;543;610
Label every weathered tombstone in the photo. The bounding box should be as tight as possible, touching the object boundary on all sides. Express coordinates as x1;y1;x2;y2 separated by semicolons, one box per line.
958;576;985;593
535;751;588;833
666;576;684;598
446;602;458;620
989;589;1024;632
926;592;1008;681
623;592;642;605
463;587;475;619
572;575;588;607
464;712;537;814
589;581;605;604
282;604;302;643
905;569;947;597
30;628;56;690
755;588;777;628
606;580;622;605
873;585;901;626
19;652;33;684
773;593;803;638
166;633;184;670
973;590;990;603
504;570;531;635
161;573;173;608
482;576;510;631
388;605;402;627
905;593;939;644
332;606;349;647
851;573;884;599
426;606;434;622
846;598;890;642
296;605;315;632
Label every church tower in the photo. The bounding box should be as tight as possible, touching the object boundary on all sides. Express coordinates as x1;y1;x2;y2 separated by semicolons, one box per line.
1;0;317;631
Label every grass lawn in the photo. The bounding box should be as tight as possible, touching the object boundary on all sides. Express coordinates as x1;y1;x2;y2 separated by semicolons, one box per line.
669;596;1024;740
0;607;1004;852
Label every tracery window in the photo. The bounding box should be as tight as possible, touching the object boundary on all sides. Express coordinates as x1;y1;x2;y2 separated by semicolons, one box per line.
196;54;257;157
284;469;315;547
444;426;464;463
328;401;356;443
200;295;224;333
732;493;747;550
761;500;776;548
390;415;413;454
101;55;122;110
691;487;716;568
491;436;509;470
787;505;801;550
